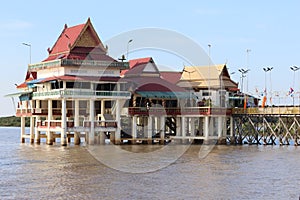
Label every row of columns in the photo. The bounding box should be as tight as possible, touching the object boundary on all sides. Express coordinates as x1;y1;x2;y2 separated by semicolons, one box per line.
20;98;122;146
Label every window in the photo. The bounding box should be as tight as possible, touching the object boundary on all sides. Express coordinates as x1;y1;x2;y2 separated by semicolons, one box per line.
66;82;90;89
51;81;63;89
202;91;212;96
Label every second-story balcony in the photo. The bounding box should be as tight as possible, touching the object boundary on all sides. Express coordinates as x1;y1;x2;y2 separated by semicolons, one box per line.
128;107;232;116
32;89;131;99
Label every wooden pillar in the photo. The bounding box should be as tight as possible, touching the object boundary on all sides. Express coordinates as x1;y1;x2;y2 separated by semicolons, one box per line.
147;116;153;144
115;99;121;145
89;99;95;145
74;99;80;145
29;117;34;143
100;100;105;120
61;99;67;146
47;99;53;145
160;116;165;144
132;116;137;144
20;116;25;143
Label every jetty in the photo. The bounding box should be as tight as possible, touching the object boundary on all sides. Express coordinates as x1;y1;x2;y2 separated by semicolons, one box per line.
7;19;299;146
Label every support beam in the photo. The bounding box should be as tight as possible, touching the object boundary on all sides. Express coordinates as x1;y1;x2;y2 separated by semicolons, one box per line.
61;99;67;146
74;99;80;145
89;99;95;145
20;116;25;143
147;116;153;144
29;117;34;143
204;116;209;141
47;99;53;145
132;116;137;144
160;116;165;144
115;99;121;144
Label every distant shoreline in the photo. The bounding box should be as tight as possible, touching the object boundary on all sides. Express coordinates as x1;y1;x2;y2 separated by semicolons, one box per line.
0;116;30;127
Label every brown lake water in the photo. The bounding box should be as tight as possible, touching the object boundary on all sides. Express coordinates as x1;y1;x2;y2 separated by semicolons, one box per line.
1;127;300;199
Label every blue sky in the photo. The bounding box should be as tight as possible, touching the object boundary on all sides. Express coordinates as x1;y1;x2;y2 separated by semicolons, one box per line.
1;0;300;116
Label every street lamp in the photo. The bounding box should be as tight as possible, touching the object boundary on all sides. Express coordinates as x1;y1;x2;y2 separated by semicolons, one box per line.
238;68;250;93
290;65;300;106
22;42;31;64
246;49;251;92
126;39;133;60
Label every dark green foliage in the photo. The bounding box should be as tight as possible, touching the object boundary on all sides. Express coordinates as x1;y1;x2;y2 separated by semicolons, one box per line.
0;116;30;127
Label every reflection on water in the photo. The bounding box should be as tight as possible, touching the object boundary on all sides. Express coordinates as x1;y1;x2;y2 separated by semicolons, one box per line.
1;127;300;199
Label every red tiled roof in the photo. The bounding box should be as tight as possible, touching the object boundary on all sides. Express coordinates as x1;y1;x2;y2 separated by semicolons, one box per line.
121;76;186;92
49;23;85;56
160;71;182;84
121;57;152;76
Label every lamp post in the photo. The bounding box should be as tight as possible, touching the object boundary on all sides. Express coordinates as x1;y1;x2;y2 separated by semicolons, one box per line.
246;49;251;92
127;39;133;60
290;65;300;106
263;67;273;106
22;43;31;64
238;68;250;93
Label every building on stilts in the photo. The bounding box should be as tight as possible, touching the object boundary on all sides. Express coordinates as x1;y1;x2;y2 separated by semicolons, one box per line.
8;19;242;145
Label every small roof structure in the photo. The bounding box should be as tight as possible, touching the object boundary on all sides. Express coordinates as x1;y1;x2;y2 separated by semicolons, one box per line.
177;64;238;91
121;57;189;98
160;71;182;84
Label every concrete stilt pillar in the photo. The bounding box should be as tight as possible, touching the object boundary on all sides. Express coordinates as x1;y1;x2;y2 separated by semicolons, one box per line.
20;116;25;143
115;99;121;145
132;116;137;144
47;99;53;145
89;99;95;145
99;131;105;145
160;116;165;144
100;100;105;120
181;116;186;144
74;99;80;145
147;116;153;144
204;116;209;142
29;117;34;143
217;116;227;145
61;99;67;146
229;117;235;145
176;117;181;137
190;117;195;136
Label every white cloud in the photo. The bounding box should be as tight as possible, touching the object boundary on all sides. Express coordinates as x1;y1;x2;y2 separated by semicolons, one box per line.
0;19;33;31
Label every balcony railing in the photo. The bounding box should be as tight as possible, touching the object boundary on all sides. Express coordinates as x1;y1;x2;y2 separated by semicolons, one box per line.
28;59;129;71
32;89;131;99
128;107;232;116
36;120;117;128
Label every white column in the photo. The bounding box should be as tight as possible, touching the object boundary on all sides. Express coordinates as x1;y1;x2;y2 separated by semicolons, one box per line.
181;117;186;137
176;117;181;136
218;116;223;138
20;116;25;143
74;99;80;145
160;116;165;144
61;99;67;146
114;100;121;144
29;117;34;143
190;117;195;136
89;99;95;145
132;116;137;144
147;116;153;144
47;99;53;145
204;116;209;140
